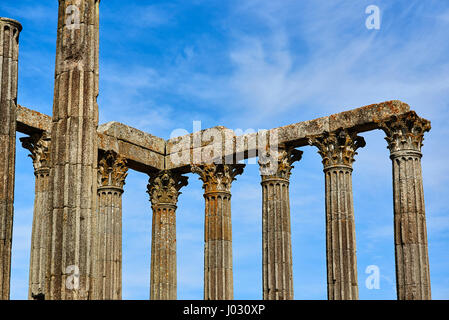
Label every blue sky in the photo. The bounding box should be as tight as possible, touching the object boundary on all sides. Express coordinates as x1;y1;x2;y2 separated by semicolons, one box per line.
1;0;448;300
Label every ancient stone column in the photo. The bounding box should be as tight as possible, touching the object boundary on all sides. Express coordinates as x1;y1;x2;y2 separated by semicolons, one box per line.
259;146;303;300
379;112;432;300
191;163;244;300
47;0;100;300
96;151;128;300
147;171;188;300
20;133;51;300
309;129;365;300
0;17;22;300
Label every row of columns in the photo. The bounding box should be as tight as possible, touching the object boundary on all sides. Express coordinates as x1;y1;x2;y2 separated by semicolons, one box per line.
12;114;433;300
0;0;432;300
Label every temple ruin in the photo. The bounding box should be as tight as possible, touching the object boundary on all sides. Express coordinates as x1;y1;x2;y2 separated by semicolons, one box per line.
0;1;432;300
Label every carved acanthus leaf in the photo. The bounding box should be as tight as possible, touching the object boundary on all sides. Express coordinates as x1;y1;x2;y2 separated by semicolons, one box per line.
98;151;128;189
20;132;51;171
191;163;245;193
308;129;366;168
147;171;188;206
259;145;303;179
378;111;431;154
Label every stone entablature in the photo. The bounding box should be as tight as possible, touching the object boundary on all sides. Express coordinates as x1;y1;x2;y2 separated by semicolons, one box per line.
16;105;165;173
16;101;419;174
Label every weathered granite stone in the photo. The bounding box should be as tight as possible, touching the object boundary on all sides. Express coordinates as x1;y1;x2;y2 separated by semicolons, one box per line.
15;106;165;172
98;122;165;155
46;0;100;300
1;0;434;303
20;132;51;300
97;122;165;172
147;170;188;300
20;133;51;299
16;105;52;134
166;126;236;170
329;100;411;132
309;129;366;300
0;17;21;300
378;111;432;300
165;101;411;171
12;99;432;301
5;6;433;302
18;101;413;174
191;163;244;300
259;146;302;300
96;150;127;300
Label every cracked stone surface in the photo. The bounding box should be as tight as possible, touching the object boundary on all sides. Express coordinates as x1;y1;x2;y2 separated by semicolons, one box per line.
46;0;100;300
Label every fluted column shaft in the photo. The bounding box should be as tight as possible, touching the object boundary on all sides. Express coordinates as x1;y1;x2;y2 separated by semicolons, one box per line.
20;133;51;300
310;130;365;300
96;188;123;300
204;190;232;300
324;165;357;300
0;17;21;300
148;171;188;300
96;151;127;300
47;0;100;300
192;163;244;300
260;147;302;300
380;112;432;300
150;204;177;300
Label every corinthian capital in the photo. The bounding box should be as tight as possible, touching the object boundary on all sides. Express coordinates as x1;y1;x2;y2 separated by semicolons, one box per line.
191;163;245;194
20;132;51;173
309;129;366;168
98;151;128;189
147;170;188;206
378;111;431;154
259;146;303;180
